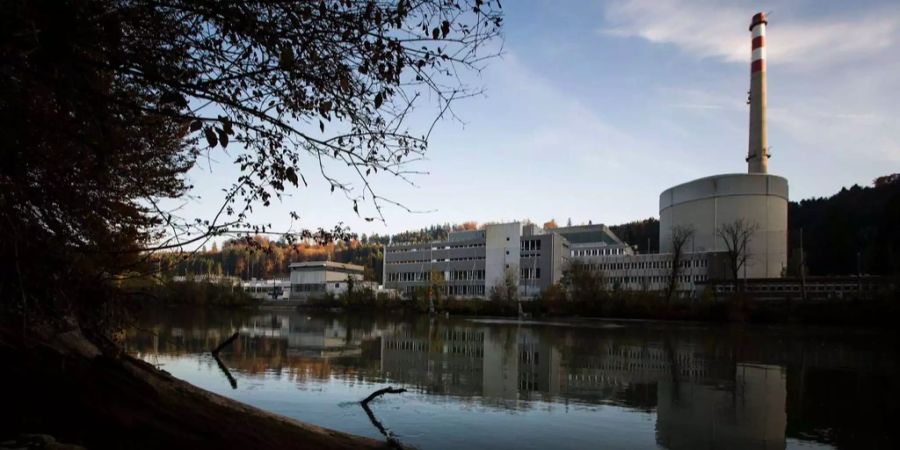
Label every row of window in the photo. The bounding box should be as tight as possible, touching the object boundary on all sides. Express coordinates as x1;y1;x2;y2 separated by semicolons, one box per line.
388;272;431;282
586;259;708;272
450;270;486;281
572;247;624;257
244;286;285;294
521;239;542;251
521;267;542;280
388;269;488;282
401;285;486;296
448;285;486;296
608;275;708;285
386;243;486;254
387;256;486;265
292;283;325;292
721;284;876;293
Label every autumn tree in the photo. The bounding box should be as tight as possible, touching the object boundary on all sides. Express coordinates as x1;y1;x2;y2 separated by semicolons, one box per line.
716;219;759;292
543;219;558;230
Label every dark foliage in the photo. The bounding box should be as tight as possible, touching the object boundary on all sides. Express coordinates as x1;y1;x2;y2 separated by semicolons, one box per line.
610;218;659;253
789;174;900;276
1;0;503;324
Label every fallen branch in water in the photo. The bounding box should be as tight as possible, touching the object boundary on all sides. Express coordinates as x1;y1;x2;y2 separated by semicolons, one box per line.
361;386;407;405
211;331;239;355
211;331;240;389
213;354;238;389
360;386;408;449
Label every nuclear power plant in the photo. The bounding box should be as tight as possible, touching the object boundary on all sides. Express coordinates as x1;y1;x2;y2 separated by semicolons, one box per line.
383;12;791;298
659;11;788;279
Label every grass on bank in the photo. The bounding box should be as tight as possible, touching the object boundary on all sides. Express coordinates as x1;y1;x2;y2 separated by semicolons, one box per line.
302;282;900;327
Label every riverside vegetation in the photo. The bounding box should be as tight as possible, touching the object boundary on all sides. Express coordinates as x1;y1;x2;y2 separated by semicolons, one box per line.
301;270;900;328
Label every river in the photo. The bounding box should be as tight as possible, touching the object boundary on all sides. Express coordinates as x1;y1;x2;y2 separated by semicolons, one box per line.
125;307;899;449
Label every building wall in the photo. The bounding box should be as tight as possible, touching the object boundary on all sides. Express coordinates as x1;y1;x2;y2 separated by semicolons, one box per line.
384;223;570;299
659;174;788;278
288;263;365;299
484;223;521;293
519;232;568;297
572;251;727;293
383;235;488;296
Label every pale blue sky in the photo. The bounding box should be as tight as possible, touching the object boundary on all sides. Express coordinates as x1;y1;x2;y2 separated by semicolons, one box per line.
181;0;900;239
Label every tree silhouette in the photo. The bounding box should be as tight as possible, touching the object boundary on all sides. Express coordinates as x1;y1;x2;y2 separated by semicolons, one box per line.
1;0;503;321
665;225;694;303
716;219;759;291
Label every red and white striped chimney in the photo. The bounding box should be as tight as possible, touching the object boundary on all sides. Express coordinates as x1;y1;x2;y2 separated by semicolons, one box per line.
747;12;768;174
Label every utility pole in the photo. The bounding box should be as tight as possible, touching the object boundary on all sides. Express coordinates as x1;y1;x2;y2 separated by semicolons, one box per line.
799;228;807;301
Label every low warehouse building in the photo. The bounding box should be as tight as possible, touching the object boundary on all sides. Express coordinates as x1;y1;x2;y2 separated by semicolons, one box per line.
289;261;367;300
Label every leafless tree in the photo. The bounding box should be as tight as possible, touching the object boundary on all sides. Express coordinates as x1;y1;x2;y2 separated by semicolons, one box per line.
489;267;519;302
665;225;695;303
716;219;759;292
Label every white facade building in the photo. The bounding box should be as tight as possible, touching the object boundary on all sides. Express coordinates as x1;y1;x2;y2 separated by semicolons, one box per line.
289;261;366;300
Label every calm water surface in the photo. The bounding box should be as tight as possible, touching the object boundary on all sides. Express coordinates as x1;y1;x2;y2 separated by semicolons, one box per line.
125;308;899;449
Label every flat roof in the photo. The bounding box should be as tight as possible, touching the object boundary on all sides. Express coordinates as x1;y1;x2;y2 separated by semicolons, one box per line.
289;261;365;271
555;224;625;246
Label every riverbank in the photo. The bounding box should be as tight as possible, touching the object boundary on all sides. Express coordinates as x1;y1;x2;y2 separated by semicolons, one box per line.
136;279;261;308
299;292;900;327
0;323;388;450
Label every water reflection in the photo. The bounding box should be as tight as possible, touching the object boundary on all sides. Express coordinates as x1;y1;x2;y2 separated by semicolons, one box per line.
126;309;899;450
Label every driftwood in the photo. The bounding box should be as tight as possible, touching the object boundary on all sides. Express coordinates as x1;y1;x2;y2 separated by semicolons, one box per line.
360;387;408;449
213;354;238;389
211;331;239;355
361;387;407;405
211;331;240;389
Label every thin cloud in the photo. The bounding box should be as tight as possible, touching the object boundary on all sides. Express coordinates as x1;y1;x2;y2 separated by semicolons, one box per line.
601;0;900;69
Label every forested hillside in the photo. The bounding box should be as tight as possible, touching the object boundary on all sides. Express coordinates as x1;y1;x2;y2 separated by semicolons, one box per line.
789;174;900;276
610;218;659;254
158;236;385;282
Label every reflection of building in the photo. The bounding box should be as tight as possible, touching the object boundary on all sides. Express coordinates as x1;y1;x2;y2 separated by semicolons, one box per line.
656;364;786;450
378;325;789;449
130;310;895;450
381;327;486;397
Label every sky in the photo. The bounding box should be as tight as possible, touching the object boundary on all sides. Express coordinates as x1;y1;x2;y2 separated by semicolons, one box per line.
180;0;900;240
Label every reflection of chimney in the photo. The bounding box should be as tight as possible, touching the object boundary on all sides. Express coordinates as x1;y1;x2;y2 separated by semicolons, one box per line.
748;12;769;174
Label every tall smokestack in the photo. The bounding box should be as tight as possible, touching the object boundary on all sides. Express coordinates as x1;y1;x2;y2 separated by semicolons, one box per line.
747;12;768;174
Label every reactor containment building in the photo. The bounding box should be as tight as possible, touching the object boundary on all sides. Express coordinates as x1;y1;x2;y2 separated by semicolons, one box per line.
659;12;788;279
